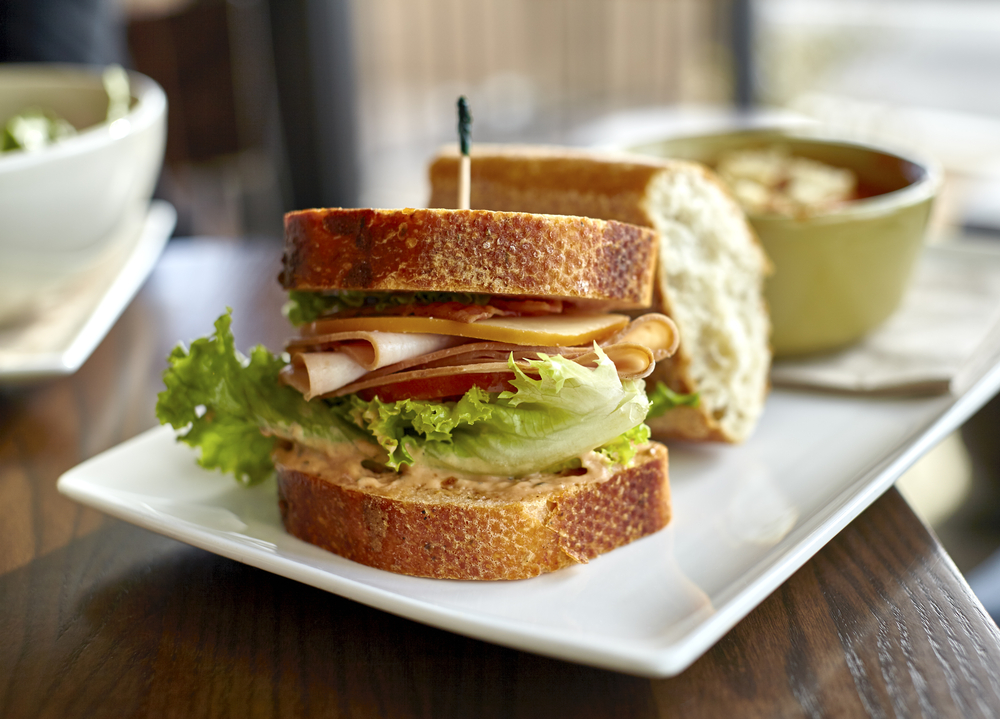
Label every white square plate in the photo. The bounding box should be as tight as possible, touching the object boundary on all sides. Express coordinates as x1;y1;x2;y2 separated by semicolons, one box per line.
57;244;1000;677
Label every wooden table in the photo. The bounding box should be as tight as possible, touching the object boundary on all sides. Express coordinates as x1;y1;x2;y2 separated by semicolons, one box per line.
3;238;1000;718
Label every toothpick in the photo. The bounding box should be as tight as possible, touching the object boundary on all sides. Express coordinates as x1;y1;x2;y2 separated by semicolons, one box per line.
457;96;472;210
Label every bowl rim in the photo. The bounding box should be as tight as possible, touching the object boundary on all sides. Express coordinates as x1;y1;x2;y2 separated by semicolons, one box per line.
0;63;166;174
629;127;942;222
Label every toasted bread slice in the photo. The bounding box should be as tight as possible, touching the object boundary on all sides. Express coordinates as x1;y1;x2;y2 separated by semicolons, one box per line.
275;441;670;580
282;207;658;310
428;146;771;443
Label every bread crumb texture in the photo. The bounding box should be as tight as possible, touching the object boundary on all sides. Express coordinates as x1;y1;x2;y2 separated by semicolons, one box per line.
275;442;670;580
643;167;771;442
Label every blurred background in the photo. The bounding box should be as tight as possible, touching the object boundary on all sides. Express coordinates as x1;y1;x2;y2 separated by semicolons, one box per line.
4;0;1000;606
6;0;998;238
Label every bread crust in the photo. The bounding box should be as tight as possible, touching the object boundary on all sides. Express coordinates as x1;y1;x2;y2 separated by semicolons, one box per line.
428;146;771;444
429;144;671;225
275;442;670;580
282;207;657;310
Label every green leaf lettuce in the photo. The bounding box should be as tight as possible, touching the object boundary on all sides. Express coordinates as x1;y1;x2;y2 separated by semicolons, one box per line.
156;310;366;484
347;349;651;476
157;311;653;483
647;382;699;419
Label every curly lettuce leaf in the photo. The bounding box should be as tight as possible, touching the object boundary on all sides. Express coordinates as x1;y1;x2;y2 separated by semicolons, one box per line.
159;312;653;483
284;289;492;325
156;310;364;484
595;422;651;465
344;388;495;470
347;348;651;476
647;381;700;419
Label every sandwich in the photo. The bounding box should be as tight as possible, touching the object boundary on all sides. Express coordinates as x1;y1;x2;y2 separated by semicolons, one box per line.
157;207;680;580
428;145;772;443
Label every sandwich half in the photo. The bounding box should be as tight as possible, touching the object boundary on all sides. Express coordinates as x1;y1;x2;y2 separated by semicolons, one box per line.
157;207;679;580
428;145;772;444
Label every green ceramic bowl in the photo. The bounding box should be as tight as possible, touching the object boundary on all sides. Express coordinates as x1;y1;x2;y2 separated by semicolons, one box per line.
631;130;940;357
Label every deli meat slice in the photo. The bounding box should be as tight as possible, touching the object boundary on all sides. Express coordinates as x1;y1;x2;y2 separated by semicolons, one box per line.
325;342;656;400
295;313;634;348
281;314;679;401
361;342;590;378
370;342;656;379
281;352;370;399
293;331;463;370
332;362;521;399
281;332;461;399
606;314;679;360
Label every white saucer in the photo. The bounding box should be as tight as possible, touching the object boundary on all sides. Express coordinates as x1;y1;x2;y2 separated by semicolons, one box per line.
0;200;176;381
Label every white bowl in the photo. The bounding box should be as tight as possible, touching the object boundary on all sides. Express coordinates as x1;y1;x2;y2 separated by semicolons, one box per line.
0;64;166;320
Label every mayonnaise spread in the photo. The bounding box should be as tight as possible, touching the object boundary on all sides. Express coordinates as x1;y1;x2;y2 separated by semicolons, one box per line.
272;440;662;500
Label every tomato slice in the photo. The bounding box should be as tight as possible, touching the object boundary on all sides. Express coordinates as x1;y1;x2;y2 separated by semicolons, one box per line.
355;372;517;402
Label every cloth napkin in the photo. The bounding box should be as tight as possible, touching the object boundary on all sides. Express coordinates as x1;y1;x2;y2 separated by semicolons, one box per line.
769;241;1000;396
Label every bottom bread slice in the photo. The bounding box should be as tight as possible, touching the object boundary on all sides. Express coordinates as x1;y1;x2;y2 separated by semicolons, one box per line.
274;441;670;580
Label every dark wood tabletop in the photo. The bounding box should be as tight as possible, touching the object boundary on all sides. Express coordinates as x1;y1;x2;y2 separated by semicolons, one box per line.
3;237;1000;718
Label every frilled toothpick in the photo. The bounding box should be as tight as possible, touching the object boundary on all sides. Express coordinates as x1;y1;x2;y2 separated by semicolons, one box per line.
457;96;472;210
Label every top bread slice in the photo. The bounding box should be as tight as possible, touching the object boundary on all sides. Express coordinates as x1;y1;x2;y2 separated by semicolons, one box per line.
428;145;771;443
282;207;659;310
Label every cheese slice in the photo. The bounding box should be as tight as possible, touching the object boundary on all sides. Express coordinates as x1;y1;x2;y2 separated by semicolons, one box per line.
301;313;631;347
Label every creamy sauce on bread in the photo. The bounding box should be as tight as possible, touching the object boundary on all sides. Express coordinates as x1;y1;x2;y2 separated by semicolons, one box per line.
272;441;664;500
